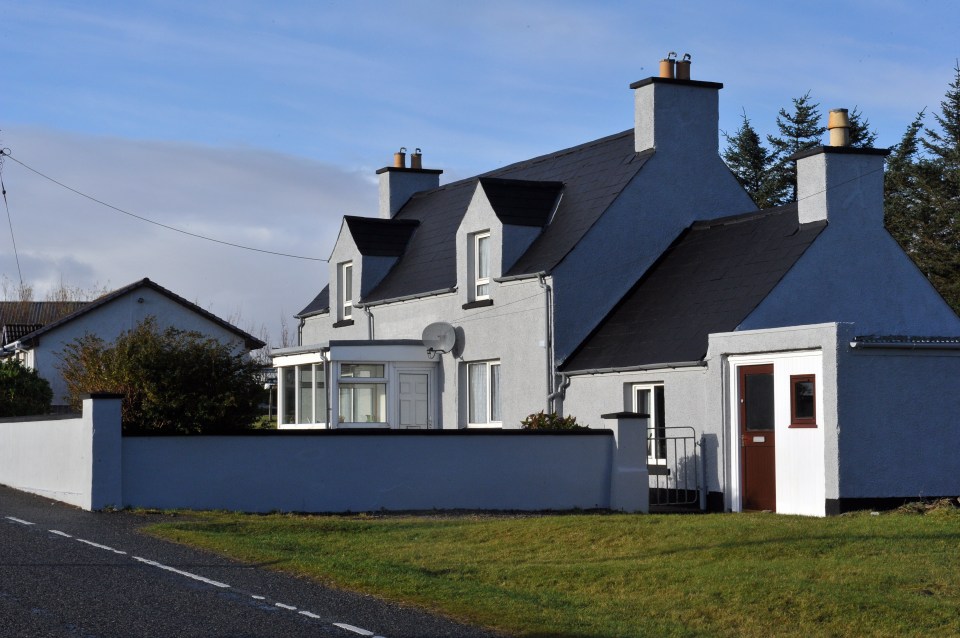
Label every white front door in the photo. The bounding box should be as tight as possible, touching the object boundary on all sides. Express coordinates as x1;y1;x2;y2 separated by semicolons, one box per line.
398;373;430;429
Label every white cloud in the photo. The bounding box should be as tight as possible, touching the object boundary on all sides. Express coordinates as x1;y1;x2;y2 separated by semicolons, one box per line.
0;125;375;345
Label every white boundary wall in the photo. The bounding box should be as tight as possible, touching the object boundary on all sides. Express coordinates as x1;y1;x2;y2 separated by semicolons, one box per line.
1;396;649;513
0;394;122;510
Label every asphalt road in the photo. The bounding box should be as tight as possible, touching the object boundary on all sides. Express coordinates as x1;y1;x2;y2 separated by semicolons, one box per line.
0;485;503;638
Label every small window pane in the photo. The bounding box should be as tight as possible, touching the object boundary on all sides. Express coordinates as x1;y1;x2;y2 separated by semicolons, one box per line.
744;373;774;431
341;363;385;379
314;363;327;424
282;367;296;424
468;363;488;423
339;383;386;423
299;364;314;423
794;381;814;419
476;282;489;298
490;364;501;422
477;235;489;279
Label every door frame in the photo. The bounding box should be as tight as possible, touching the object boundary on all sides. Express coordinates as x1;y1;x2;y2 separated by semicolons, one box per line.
738;363;776;511
726;354;776;512
394;365;437;429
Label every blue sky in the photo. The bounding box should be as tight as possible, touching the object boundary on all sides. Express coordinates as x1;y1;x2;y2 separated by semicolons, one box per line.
2;0;959;345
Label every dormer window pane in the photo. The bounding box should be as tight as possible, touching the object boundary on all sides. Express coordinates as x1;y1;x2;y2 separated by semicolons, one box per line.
339;261;353;319
474;232;490;300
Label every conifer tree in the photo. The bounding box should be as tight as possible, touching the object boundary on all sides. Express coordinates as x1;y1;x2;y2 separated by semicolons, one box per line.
847;106;878;148
767;92;827;202
722;111;784;208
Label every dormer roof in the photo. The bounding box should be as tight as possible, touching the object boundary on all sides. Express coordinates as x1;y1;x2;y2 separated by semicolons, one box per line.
343;216;420;257
478;177;563;227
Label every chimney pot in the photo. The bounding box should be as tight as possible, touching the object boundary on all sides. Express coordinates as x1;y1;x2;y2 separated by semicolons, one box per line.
410;148;423;170
675;53;691;80
393;147;407;168
659;52;677;79
828;108;850;147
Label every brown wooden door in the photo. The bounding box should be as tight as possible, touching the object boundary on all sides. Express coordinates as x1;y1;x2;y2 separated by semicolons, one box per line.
740;364;776;511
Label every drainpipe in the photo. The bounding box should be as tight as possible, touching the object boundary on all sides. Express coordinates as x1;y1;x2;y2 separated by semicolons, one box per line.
359;303;375;340
297;316;305;346
537;273;554;413
547;371;571;414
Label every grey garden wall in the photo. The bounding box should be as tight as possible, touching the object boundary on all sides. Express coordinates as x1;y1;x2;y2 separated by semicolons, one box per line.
1;395;651;513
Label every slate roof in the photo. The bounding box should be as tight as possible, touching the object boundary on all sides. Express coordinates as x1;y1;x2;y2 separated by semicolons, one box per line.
297;285;330;318
479;177;564;227
561;203;826;372
0;301;89;327
344;217;420;257
14;278;265;351
365;130;652;302
1;324;42;344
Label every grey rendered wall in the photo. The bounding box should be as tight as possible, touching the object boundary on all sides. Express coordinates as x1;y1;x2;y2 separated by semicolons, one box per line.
836;342;960;499
742;152;960;336
562;366;717;487
551;146;755;362
122;432;613;512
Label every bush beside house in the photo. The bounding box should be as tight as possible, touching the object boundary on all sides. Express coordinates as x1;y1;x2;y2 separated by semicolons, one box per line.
58;317;263;434
0;359;53;417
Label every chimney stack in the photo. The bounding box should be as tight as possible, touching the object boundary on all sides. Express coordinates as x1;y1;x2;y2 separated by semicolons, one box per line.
631;54;721;155
377;148;442;219
791;109;889;226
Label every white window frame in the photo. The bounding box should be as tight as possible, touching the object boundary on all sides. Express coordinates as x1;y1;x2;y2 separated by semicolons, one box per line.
337;362;388;425
279;362;327;426
339;261;353;320
632;383;666;464
467;360;501;427
472;231;490;301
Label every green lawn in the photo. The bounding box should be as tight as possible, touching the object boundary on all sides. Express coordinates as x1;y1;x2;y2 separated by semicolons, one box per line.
145;503;960;638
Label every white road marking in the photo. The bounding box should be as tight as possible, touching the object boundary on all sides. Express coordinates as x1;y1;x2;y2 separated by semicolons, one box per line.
5;516;34;526
334;622;376;636
132;556;231;589
10;514;390;636
76;538;126;554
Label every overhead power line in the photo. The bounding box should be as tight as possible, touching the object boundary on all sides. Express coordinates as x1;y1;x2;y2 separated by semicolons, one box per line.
0;149;327;262
0;148;26;292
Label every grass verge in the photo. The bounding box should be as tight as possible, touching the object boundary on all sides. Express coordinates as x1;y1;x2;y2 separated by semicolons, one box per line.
144;503;960;637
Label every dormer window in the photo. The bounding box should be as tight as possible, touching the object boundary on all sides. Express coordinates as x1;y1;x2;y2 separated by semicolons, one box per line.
339;261;353;320
473;231;490;300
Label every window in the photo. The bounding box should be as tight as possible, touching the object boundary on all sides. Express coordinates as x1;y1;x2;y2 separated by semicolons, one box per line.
789;374;817;428
338;363;387;423
279;363;327;425
468;360;501;426
339;261;353;320
633;384;666;463
472;232;490;300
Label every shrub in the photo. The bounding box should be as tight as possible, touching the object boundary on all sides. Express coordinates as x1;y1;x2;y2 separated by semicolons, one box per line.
0;358;53;417
57;317;263;434
520;411;588;430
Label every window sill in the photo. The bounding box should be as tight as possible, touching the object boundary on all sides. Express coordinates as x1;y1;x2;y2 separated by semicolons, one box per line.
462;299;494;310
788;422;818;428
466;423;503;429
332;319;355;328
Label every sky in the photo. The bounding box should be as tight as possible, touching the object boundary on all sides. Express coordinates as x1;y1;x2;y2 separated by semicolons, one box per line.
2;0;959;348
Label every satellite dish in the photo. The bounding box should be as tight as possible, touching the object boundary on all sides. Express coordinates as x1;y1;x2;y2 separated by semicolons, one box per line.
422;321;457;355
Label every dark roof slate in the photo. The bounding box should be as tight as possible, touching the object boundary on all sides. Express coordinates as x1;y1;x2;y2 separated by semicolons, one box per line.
479;177;563;227
0;301;89;327
16;278;265;351
561;203;826;372
344;216;420;257
1;324;42;344
297;285;330;318
366;130;650;302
